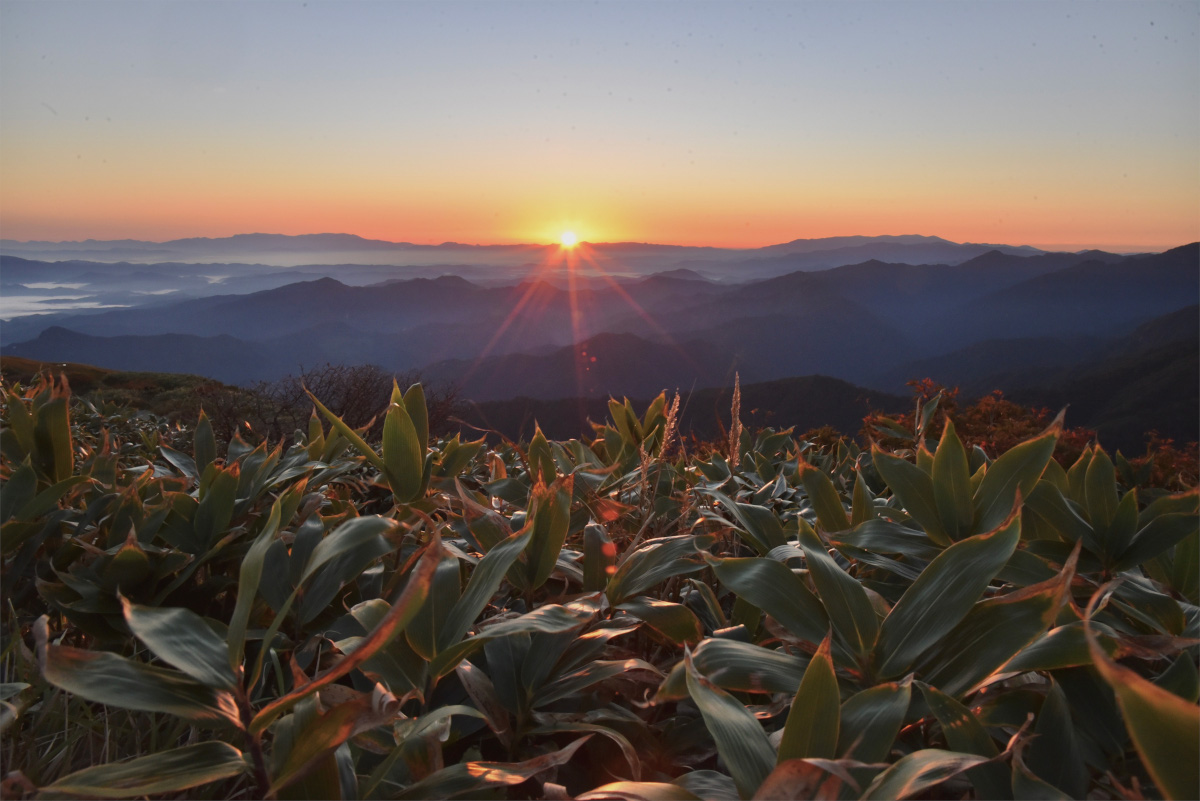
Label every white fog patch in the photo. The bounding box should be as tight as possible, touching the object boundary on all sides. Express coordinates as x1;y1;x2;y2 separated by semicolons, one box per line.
0;297;129;320
20;282;89;290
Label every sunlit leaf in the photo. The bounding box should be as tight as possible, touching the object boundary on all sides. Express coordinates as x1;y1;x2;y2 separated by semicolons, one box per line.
860;749;989;800
121;598;235;690
38;742;247;799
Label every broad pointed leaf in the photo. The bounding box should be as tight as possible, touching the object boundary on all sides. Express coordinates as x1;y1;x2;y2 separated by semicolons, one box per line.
875;508;1020;679
122;599;235;690
685;649;776;798
39;742;247;799
778;634;839;762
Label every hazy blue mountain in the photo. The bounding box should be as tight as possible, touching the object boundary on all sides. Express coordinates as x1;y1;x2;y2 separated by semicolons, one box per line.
935;243;1199;343
1012;340;1199;452
3;242;1194;418
1;327;274;384
673;239;1049;279
420;332;749;401
1;232;1046;275
876;335;1111;396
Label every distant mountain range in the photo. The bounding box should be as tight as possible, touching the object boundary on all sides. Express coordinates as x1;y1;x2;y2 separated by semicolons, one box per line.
1;232;1050;274
2;235;1195;450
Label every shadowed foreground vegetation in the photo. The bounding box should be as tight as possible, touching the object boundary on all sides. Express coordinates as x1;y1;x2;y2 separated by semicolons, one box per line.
0;369;1197;800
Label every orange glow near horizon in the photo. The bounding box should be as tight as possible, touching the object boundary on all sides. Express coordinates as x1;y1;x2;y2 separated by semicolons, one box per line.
2;2;1196;254
1;171;1194;252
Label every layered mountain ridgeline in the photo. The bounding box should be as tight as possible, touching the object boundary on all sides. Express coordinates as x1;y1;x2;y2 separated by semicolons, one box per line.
0;232;1042;272
4;243;1195;402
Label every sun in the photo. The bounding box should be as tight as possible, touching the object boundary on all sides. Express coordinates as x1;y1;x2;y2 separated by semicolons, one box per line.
559;231;578;247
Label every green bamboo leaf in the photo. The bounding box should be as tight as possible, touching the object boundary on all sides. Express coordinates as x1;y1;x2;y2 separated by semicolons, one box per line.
121;599;235;691
799;461;850;532
831;519;941;562
402;382;429;450
1065;446;1091;504
657;639;808;700
1000;621;1119;674
306;389;385;471
799;521;878;659
872;447;951;546
383;401;424;502
607;534;715;605
429;601;596;679
194;409;217;474
1084;447;1119;530
531;723;642;781
103;535;151;592
192;465;238;553
874;508;1021;679
972;420;1059;535
298;516;397;585
406;554;463;660
915;546;1075;697
778;633;840;762
706;490;789;554
1024;480;1099;553
227;496;285;671
39;634;238;726
536;658;660;708
3;388;34;460
251;535;445;734
617;598;703;645
1104;487;1140;561
0;458;36;524
272;687;402;795
457;659;513;747
1155;654;1200;704
932;419;973;540
709;555;830;645
1115;511;1200;572
1087;620;1200;800
526;476;573;590
13;474;89;523
439;529;533;650
684;648;776;798
298;523;394;625
528;426;557;485
394;735;593;800
851;470;876;526
918;683;1011;800
38;742;247;799
306;411;325;461
837;678;911;763
1011;740;1072;801
1026;679;1087;798
860;749;989;800
34;393;73;483
584;524;617;592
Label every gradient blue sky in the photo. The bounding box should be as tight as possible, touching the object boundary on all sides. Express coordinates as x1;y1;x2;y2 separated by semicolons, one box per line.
1;0;1197;249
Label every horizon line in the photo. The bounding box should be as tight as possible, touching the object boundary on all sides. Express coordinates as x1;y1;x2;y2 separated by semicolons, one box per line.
0;231;1181;255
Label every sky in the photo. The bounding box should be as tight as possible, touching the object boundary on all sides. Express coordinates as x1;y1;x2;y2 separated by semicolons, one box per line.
1;0;1197;250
